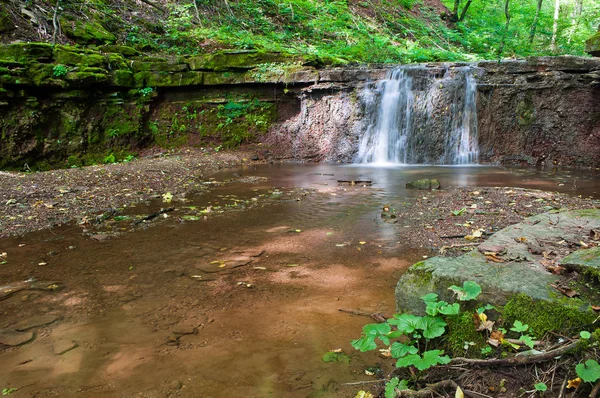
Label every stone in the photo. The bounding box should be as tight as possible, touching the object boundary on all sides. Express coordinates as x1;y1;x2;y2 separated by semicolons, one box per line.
0;329;34;346
186;51;304;72
14;314;59;331
98;45;140;57
406;179;435;190
586;31;600;57
561;246;600;277
53;339;78;355
396;209;600;317
172;322;197;335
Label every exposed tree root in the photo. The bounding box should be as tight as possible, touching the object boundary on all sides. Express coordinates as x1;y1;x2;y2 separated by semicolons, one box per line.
338;308;388;323
451;339;580;367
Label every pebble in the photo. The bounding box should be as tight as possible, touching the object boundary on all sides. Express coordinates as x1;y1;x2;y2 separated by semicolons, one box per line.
0;329;35;346
53;339;78;355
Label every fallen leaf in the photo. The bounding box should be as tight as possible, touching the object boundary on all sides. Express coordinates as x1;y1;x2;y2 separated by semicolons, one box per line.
592;305;600;311
485;253;505;263
477;320;495;333
567;377;582;389
359;241;366;245
253;266;267;270
286;264;300;267
455;386;465;398
162;192;173;203
551;284;580;298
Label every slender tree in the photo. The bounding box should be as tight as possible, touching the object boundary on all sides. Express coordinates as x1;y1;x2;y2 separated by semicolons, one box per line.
498;0;511;56
551;0;560;50
529;0;543;43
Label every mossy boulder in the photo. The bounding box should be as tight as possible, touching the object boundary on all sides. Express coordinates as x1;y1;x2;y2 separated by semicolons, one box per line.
186;51;304;71
396;210;600;332
98;45;140;57
145;71;204;87
0;9;12;33
61;19;116;44
53;47;106;67
406;178;440;190
0;43;53;63
586;31;600;57
561;246;600;281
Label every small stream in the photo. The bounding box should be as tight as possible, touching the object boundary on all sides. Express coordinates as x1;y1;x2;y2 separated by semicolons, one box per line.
0;164;599;397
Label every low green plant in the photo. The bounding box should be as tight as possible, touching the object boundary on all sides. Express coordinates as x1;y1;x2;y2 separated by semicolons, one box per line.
351;282;483;393
2;388;17;396
576;359;600;383
103;153;116;164
52;64;69;77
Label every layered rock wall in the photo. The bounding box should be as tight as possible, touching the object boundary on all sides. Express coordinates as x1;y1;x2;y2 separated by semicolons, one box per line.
1;42;600;168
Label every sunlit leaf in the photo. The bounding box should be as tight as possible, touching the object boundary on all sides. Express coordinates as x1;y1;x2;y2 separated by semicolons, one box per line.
390;342;418;358
510;320;529;333
580;331;592;340
387;313;422;334
417;316;447;339
534;382;547;392
567;377;582;389
576;360;600;383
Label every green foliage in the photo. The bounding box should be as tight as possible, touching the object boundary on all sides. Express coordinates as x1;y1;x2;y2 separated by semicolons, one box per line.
449;281;482;301
1;389;17;396
451;208;467;216
534;382;547;392
52;64;69;77
395;350;451;371
581;331;592;340
103;153;116;164
510;320;529;333
576;359;600;383
385;377;408;398
352;281;482;384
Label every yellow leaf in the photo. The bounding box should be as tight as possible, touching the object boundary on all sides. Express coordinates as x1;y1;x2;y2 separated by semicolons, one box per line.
567;377;581;389
162;192;173;203
464;235;476;241
359;241;366;245
472;229;482;238
478;312;488;322
455;386;465;398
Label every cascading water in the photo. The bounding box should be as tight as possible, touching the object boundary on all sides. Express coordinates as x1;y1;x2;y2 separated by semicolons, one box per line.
355;65;480;165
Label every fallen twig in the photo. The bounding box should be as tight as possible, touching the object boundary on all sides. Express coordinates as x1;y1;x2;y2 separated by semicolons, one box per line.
452;339;580;367
397;379;458;397
338;308;387;323
590;379;600;398
342;380;386;386
440;243;479;254
134;207;175;225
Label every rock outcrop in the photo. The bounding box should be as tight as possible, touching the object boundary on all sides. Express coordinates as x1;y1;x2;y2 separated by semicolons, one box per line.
1;42;600;169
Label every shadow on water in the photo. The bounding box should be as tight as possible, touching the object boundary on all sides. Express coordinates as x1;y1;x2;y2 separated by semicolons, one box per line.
0;163;599;397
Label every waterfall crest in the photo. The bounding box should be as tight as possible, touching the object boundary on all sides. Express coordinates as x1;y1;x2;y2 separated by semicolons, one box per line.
355;65;479;165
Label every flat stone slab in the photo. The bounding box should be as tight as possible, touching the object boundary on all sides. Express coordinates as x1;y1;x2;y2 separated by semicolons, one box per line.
561;247;600;272
0;329;35;346
53;339;78;355
396;209;600;315
14;314;59;331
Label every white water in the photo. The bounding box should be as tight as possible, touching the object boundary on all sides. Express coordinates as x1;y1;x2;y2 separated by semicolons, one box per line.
356;66;479;165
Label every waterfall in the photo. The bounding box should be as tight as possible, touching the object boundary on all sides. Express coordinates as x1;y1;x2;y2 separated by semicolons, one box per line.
355;65;479;165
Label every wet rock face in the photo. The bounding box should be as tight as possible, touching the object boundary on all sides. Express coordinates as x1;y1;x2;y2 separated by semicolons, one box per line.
476;56;600;167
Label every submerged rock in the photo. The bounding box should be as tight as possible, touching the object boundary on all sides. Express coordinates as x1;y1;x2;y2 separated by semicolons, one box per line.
395;209;600;331
0;329;34;346
406;179;440;190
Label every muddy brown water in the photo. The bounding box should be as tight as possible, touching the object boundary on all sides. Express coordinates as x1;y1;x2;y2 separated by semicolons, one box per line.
0;164;599;397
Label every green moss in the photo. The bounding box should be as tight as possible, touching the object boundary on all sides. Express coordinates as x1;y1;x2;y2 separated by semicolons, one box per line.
186;51;305;71
586;32;600;56
53;47;106;67
111;70;135;87
446;312;487;356
503;294;596;337
62;19;116;44
98;45;140;57
0;43;53;63
516;95;535;127
145;71;204;87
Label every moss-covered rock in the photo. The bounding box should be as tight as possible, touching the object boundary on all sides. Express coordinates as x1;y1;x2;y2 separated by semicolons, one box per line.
395;210;600;334
53;47;106;67
187;51;305;71
561;246;600;282
0;43;53;63
65;68;109;85
145;71;204;87
61;19;116;44
406;179;440;189
98;45;140;57
586;31;600;57
130;60;189;73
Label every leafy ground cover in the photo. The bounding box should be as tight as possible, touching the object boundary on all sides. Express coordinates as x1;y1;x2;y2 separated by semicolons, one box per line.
1;0;599;63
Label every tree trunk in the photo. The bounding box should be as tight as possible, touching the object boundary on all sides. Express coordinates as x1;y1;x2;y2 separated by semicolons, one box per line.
52;0;60;45
498;0;511;57
529;0;543;43
551;0;560;50
450;0;461;22
458;0;472;21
